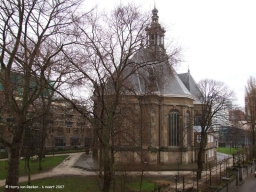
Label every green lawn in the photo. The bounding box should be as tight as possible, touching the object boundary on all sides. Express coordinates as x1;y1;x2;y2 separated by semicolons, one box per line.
0;155;68;180
127;179;156;191
0;175;158;192
217;147;242;155
17;176;99;192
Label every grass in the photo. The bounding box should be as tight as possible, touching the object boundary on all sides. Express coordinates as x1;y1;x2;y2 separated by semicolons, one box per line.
15;176;100;192
0;155;68;180
0;175;159;192
45;148;85;156
126;179;156;191
217;147;242;155
0;148;84;159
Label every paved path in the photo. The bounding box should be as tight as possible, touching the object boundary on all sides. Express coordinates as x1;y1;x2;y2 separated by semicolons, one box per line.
217;152;232;161
0;153;96;187
232;173;256;192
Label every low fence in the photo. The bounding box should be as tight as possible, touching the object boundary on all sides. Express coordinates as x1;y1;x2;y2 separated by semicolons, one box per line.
151;148;255;192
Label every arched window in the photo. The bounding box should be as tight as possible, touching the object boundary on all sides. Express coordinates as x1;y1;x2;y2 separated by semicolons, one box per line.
186;111;191;146
169;109;179;146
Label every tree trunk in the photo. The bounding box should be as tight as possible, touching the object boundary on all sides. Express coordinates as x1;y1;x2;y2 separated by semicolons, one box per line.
197;147;203;179
102;140;111;191
38;152;43;171
5;144;22;192
99;146;103;177
26;156;31;185
38;137;46;171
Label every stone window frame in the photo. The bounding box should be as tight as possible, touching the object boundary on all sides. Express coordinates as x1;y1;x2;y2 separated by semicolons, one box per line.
169;109;179;146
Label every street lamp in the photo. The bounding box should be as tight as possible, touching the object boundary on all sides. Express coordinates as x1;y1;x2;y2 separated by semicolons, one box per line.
174;175;178;192
176;158;180;183
51;135;55;156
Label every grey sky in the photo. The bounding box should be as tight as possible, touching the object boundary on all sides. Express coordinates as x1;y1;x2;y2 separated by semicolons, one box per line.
84;0;256;108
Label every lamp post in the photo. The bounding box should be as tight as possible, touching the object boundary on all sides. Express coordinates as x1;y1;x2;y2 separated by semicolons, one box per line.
174;175;178;192
51;135;55;156
177;158;180;183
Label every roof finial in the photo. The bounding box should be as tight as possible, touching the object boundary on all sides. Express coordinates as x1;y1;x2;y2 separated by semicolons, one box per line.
188;65;190;73
154;0;156;8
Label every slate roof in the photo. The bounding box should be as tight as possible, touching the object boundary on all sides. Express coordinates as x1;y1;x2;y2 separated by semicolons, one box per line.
178;72;202;103
126;47;199;100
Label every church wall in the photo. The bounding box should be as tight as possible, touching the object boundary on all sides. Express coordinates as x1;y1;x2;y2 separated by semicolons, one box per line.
148;151;158;164
157;96;195;164
105;95;203;165
160;97;194;147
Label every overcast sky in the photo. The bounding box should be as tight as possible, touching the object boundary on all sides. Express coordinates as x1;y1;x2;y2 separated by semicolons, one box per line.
84;0;256;108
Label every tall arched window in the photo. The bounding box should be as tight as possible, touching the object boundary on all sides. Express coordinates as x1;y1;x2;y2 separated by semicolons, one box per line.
186;111;191;146
169;109;179;146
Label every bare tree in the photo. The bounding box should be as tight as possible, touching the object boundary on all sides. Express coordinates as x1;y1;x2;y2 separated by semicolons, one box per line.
53;4;181;192
196;79;234;179
33;92;55;171
58;5;151;192
0;0;84;190
245;76;256;156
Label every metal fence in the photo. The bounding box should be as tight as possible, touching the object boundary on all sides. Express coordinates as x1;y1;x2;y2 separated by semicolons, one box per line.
152;148;254;192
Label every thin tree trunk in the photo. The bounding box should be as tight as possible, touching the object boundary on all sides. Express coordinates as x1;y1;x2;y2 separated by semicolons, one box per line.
103;146;111;191
26;156;31;185
24;156;27;173
38;136;46;171
99;146;103;177
102;125;111;192
103;149;111;192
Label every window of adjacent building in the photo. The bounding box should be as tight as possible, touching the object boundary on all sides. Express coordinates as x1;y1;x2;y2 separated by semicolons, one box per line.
73;128;78;133
211;149;214;157
194;114;201;126
197;135;201;143
66;122;72;128
208;135;214;143
66;128;70;133
70;138;80;146
169;109;179;146
84;137;92;146
54;138;65;146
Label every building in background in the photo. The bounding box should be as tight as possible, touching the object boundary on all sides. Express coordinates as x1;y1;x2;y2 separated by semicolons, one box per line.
0;72;92;154
45;99;92;150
